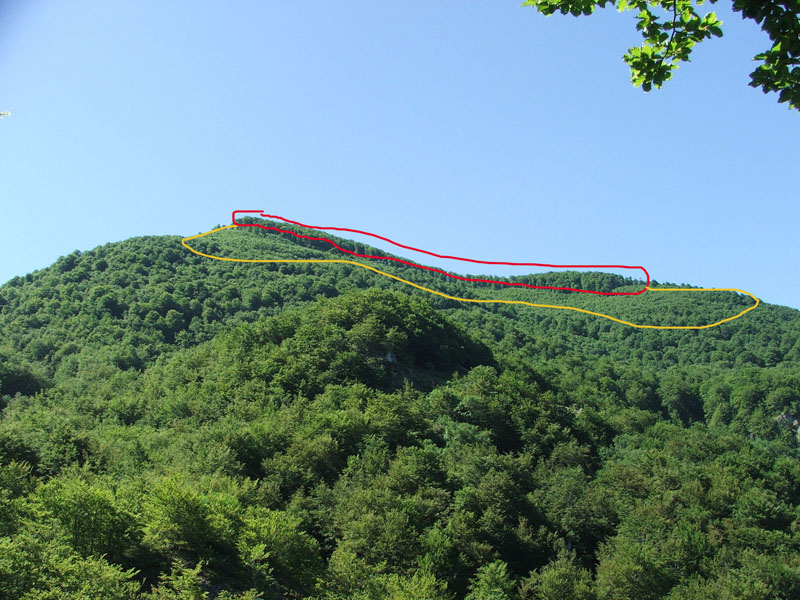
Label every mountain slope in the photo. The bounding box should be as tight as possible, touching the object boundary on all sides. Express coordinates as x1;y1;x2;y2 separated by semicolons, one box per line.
1;218;797;386
1;220;800;599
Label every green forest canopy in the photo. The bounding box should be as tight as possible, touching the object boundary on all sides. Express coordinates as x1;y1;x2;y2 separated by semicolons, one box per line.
1;219;800;598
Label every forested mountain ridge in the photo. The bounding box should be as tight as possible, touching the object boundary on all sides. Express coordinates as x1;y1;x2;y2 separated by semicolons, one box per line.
1;219;800;599
1;218;797;384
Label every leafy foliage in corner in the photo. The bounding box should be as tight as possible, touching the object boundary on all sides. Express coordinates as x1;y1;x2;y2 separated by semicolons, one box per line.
522;0;800;110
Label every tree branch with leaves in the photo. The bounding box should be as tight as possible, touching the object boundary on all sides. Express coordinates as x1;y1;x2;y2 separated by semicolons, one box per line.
522;0;800;111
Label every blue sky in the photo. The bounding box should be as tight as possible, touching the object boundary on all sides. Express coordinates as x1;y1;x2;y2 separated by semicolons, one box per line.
1;1;798;308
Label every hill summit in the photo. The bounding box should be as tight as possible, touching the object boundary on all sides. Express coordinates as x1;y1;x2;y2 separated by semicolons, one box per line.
1;220;800;599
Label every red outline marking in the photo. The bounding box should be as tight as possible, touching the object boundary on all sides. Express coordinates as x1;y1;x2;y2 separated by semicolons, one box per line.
231;210;649;296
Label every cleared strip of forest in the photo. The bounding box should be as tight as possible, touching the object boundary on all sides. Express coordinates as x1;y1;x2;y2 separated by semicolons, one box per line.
181;224;759;330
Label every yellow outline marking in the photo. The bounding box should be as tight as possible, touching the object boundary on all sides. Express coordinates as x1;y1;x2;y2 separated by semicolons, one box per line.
181;225;759;330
